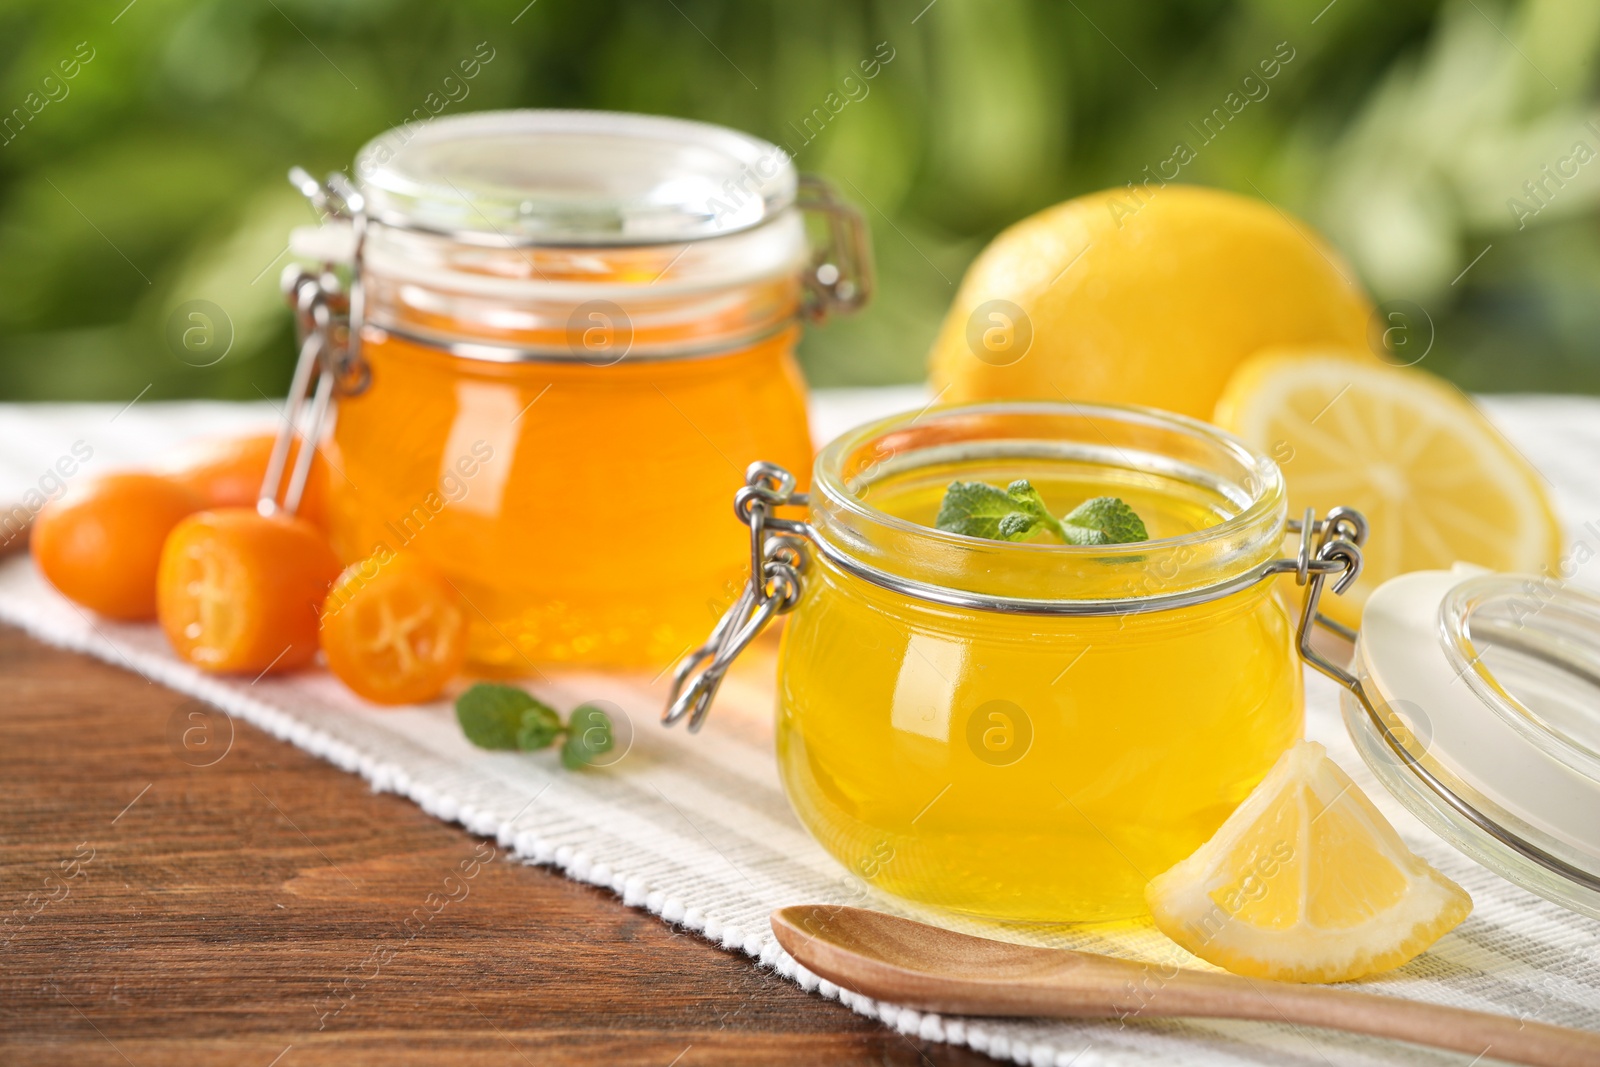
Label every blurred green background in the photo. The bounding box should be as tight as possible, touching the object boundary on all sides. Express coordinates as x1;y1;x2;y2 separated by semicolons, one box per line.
1;0;1597;401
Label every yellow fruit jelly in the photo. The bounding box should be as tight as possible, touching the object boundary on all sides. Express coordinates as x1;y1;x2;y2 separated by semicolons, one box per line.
773;404;1303;922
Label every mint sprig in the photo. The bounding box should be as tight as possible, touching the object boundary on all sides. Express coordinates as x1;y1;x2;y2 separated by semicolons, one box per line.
455;683;614;769
935;479;1147;546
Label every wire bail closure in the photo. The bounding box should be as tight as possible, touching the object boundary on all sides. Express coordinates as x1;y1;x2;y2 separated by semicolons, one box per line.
260;168;371;518
663;463;811;732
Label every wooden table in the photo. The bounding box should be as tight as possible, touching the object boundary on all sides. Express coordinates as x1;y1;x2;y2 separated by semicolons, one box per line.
0;624;986;1066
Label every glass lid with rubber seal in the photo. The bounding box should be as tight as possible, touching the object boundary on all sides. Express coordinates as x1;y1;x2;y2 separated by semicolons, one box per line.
353;109;796;245
1345;564;1600;919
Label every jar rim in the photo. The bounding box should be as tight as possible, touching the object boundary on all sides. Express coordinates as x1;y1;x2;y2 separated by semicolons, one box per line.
816;399;1283;554
809;400;1288;607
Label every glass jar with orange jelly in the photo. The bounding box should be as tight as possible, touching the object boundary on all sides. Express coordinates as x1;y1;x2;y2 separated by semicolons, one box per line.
274;111;871;670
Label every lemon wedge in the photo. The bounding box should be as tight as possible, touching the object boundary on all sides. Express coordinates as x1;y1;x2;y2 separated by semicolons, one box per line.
1214;351;1562;630
1147;741;1471;983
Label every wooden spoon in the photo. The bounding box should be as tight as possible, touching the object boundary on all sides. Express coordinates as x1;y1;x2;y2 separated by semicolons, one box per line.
772;905;1600;1067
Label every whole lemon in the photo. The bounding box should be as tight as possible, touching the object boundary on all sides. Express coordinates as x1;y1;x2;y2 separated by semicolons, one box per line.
927;185;1374;419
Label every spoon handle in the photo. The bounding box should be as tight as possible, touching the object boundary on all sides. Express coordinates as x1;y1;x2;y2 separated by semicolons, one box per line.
770;906;1600;1067
1121;968;1600;1067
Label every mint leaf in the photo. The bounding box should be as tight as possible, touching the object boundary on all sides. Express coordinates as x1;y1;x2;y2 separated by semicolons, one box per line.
456;683;537;750
516;703;564;750
935;480;1017;539
1061;496;1148;546
935;479;1060;542
934;481;1147;547
561;704;614;769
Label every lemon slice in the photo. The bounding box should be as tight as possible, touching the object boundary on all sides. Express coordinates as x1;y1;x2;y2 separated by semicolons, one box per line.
1147;741;1471;983
1214;351;1562;629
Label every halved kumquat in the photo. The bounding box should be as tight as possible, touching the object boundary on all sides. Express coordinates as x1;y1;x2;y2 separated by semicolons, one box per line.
157;508;342;675
320;551;468;705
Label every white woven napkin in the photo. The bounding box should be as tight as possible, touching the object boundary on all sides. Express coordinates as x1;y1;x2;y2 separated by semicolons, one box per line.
1;392;1596;1067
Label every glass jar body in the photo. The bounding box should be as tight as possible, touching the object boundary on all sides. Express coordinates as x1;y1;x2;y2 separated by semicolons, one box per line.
769;400;1298;922
326;325;813;669
775;562;1302;922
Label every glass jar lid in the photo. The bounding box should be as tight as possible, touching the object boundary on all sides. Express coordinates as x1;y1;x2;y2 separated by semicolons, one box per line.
1348;564;1600;918
354;110;796;246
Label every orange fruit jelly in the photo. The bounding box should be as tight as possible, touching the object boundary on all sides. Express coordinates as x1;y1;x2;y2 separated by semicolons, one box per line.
324;322;812;672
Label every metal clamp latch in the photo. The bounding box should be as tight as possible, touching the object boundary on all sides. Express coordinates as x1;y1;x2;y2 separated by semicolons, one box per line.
797;175;873;323
664;463;812;732
260;168;371;518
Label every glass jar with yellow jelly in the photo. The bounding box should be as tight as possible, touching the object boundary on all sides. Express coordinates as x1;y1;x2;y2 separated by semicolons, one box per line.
666;402;1369;922
276;110;871;670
